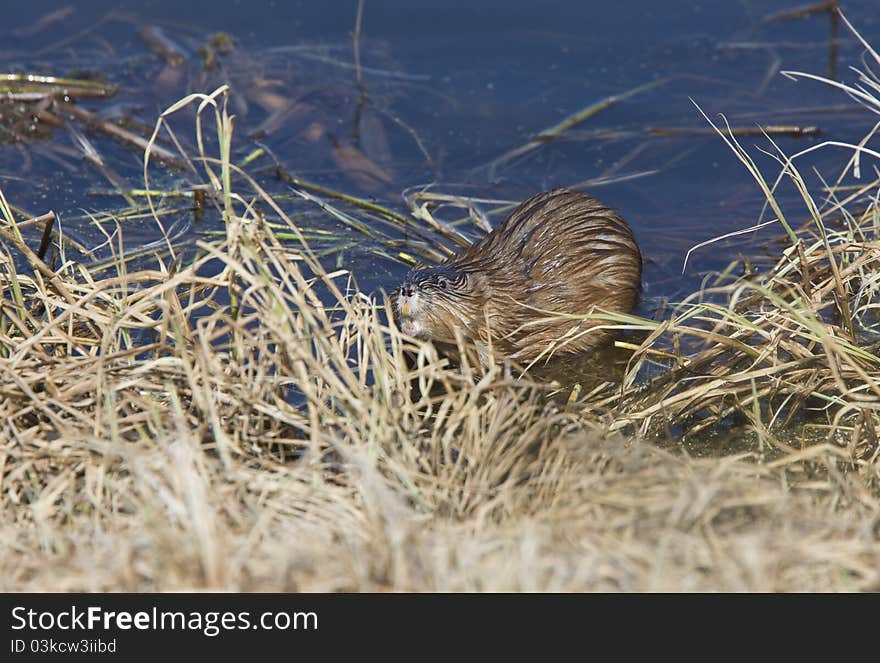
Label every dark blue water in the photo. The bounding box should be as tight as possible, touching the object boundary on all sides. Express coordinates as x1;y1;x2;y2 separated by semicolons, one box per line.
2;0;878;307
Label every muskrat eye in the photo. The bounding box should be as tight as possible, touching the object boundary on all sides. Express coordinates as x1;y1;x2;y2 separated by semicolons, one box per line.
437;278;447;289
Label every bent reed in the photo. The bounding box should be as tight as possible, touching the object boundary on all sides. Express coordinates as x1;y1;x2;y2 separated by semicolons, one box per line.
2;20;880;590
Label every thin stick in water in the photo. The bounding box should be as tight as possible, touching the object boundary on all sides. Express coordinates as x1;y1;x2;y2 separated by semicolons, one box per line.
484;78;667;178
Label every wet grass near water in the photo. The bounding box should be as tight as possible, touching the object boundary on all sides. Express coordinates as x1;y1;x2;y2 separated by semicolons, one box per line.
1;7;879;591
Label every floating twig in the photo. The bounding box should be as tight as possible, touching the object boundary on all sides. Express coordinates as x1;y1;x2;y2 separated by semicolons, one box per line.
273;166;460;255
484;79;667;177
764;1;842;80
763;0;839;23
647;124;821;138
557;124;821;141
0;73;116;98
63;103;185;167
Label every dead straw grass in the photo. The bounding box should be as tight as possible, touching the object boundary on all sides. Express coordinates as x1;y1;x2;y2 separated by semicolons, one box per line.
2;19;880;591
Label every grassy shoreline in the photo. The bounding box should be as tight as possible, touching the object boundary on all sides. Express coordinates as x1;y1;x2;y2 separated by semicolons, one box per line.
2;21;880;591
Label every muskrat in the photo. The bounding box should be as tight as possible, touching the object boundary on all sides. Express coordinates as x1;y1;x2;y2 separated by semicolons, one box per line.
394;188;641;362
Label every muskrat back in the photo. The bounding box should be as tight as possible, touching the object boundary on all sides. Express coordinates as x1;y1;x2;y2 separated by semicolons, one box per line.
395;188;641;361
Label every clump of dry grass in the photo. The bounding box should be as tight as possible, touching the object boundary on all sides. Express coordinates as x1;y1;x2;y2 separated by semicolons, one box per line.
572;14;880;467
2;21;880;592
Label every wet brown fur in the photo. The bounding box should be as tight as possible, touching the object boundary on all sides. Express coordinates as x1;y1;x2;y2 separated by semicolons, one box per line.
396;188;642;361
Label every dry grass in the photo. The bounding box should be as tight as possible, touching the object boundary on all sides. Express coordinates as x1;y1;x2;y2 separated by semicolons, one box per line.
2;20;880;592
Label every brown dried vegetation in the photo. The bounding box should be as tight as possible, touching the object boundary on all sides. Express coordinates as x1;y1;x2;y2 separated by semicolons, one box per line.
2;22;880;591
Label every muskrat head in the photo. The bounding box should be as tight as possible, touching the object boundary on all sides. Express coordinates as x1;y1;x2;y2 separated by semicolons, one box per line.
395;264;485;342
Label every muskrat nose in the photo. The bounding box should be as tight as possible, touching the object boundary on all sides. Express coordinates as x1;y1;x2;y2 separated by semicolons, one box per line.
401;285;414;298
